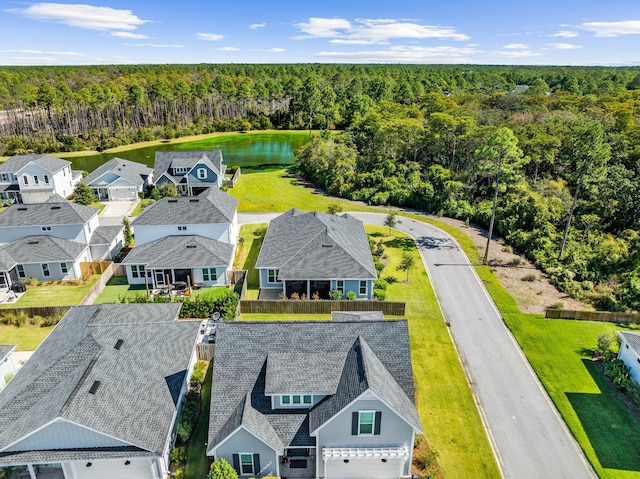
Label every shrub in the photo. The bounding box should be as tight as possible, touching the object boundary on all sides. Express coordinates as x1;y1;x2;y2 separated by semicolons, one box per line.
374;261;384;274
290;292;300;300
603;359;630;392
190;360;208;392
548;301;565;310
521;273;537;282
23;277;40;287
345;291;357;300
508;257;522;266
170;446;187;466
177;391;199;442
626;379;640;408
209;458;238;479
383;275;399;284
329;289;343;300
596;333;615;357
311;291;320;300
501;245;513;253
373;288;387;300
413;434;425;449
374;279;388;290
414;445;440;477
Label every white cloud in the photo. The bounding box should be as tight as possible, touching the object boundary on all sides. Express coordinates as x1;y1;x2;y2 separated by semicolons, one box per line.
127;43;183;48
250;22;266;29
581;20;640;37
196;33;224;41
548;43;582;49
316;45;481;63
504;43;529;49
296;17;469;43
216;47;240;51
551;30;579;38
1;49;87;56
491;49;540;58
268;48;285;52
8;3;148;31
111;31;148;39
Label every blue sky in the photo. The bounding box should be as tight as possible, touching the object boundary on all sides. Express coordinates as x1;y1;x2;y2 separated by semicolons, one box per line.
1;0;639;65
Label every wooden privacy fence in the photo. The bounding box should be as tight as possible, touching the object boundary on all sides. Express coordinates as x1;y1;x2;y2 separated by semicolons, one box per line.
80;260;112;277
225;167;241;188
240;300;405;316
196;343;215;361
228;270;247;300
545;309;640;324
79;262;118;305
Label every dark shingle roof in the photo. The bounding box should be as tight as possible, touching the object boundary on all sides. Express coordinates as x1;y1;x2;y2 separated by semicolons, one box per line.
133;187;237;226
255;209;377;280
265;352;347;395
0;304;199;456
0;345;16;362
0;447;156;466
620;332;640;355
122;235;234;268
0;236;87;270
89;225;124;245
0;155;70;174
208;320;420;454
82;158;152;187
332;311;385;322
0;200;97;227
154;150;224;182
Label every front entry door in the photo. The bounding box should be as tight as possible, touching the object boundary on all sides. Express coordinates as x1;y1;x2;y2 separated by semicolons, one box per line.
155;270;166;287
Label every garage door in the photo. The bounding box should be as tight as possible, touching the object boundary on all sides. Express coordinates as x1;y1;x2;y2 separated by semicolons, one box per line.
110;186;137;200
73;457;155;479
326;457;403;479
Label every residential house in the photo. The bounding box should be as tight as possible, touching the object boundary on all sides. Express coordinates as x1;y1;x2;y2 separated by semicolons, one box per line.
0;154;82;204
81;157;153;201
618;332;640;384
207;319;422;479
154;150;226;196
0;303;200;479
0;345;17;391
255;209;378;299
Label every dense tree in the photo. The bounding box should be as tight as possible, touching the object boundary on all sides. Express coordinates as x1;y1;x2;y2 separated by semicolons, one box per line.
72;183;96;206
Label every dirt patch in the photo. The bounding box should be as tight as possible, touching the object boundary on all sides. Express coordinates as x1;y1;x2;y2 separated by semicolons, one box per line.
434;216;590;314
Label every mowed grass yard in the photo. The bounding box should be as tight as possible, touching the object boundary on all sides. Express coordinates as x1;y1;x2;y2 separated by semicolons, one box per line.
240;225;501;478
0;325;55;351
94;276;232;303
0;275;100;309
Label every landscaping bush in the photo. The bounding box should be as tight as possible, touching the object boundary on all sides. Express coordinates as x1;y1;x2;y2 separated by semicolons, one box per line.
603;359;630;392
374;279;388;290
414;444;440;478
170;446;187;466
209;458;238;479
383;275;399;284
374;260;385;275
521;273;537;282
345;291;357;300
178;289;239;320
374;288;386;300
177;391;199;443
190;360;208;392
329;289;343;300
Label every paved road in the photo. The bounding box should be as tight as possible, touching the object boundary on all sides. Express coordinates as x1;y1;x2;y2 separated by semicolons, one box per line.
239;212;596;479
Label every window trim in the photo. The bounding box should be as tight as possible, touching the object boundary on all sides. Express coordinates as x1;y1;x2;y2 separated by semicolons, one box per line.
22;175;28;185
197;167;207;179
203;268;217;282
359;280;367;295
60;262;68;274
41;263;50;277
17;265;25;278
336;280;344;294
33;175;39;185
239;453;254;475
358;410;376;435
267;269;279;283
44;175;49;184
131;265;139;278
0;173;7;182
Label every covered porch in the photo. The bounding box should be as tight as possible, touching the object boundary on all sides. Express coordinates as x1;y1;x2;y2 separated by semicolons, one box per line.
2;463;66;479
284;280;331;300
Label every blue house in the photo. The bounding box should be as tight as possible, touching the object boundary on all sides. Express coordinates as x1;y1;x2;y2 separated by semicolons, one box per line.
255;209;377;299
153;150;226;196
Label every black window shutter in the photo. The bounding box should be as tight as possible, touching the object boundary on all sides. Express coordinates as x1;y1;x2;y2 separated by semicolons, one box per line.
374;411;382;435
253;453;261;474
351;411;359;435
232;454;240;474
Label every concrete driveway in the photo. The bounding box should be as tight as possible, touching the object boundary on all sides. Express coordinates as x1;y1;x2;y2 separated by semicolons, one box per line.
239;211;596;479
98;199;139;226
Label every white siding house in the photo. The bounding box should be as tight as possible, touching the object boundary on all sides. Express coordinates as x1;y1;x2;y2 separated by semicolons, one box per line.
618;332;640;384
0;345;17;391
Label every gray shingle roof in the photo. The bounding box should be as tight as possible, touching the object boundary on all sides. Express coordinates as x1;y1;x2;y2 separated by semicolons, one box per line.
265;352;347;395
0;345;16;362
133;187;237;226
0;304;199;457
122;235;234;269
208;320;420;454
0;155;70;174
0;447;156;466
82;157;152;187
154;150;224;182
255;209;377;280
89;225;124;245
0;236;87;270
331;311;385;322
620;332;640;355
0;199;97;227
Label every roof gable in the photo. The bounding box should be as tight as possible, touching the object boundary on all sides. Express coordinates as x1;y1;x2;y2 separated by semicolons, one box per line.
0;155;70;175
620;332;640;355
0;236;87;269
122;235;234;268
0;200;97;227
154;150;223;179
82;158;152;187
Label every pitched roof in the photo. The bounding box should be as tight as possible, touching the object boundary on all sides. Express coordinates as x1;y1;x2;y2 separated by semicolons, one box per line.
620;332;640;355
154;150;224;181
82;158;152;187
0;155;70;174
0;199;97;227
133;187;237;226
0;304;199;457
332;311;385;322
89;225;124;245
0;236;87;270
0;345;16;363
122;235;234;268
255;209;377;280
208;320;420;454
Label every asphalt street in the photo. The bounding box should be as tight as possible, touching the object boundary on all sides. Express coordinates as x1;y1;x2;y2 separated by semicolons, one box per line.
239;211;596;479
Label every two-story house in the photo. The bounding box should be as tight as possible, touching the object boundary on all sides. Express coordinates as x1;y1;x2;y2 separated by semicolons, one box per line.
0;303;200;479
124;187;238;288
81;157;153;201
0;154;82;204
255;209;378;299
154;150;226;196
207;319;422;479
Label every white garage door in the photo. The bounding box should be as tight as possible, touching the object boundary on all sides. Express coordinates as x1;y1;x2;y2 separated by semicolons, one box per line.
110;186;137;200
73;457;155;479
326;458;403;479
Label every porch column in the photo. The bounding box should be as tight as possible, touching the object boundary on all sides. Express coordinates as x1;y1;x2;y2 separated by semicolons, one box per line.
307;281;310;299
27;464;36;479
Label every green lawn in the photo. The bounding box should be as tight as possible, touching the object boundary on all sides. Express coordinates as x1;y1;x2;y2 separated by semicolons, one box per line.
0;275;101;309
0;325;55;351
184;361;213;479
131;198;156;216
234;223;267;299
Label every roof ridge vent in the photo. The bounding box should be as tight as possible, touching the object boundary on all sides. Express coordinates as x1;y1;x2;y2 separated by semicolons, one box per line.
114;339;124;350
50;206;61;210
168;199;178;203
186;245;197;249
189;199;199;202
88;380;101;394
17;207;28;211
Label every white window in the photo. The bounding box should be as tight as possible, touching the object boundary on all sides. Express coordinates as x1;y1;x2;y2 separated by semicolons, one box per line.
131;265;139;278
358;411;376;435
17;265;25;278
41;264;50;277
239;453;254;475
197;168;207;179
203;268;217;281
60;263;68;274
173;167;189;175
139;265;146;277
336;280;344;294
267;269;279;283
33;176;39;185
22;175;28;185
359;280;367;295
44;175;49;184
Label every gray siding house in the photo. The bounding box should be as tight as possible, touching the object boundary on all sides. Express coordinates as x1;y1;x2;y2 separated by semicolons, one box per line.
81;157;153;201
0;303;200;479
207;320;422;479
154;150;226;196
255;209;377;299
